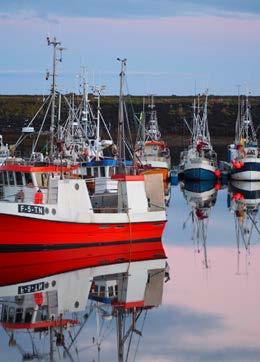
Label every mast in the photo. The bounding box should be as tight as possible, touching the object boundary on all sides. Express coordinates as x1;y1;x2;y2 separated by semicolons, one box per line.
117;58;127;171
116;309;124;362
235;85;241;144
92;85;106;160
147;95;161;141
47;36;64;158
203;91;210;144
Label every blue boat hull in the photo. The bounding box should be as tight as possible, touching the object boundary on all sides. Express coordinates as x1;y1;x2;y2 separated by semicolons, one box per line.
231;161;260;181
184;168;216;181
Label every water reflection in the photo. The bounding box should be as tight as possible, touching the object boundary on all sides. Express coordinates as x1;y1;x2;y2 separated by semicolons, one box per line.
1;182;260;362
180;180;219;268
0;258;168;361
228;180;260;275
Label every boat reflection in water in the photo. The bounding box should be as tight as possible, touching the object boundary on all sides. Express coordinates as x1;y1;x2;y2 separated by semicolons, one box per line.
0;257;169;362
228;180;260;274
181;180;219;268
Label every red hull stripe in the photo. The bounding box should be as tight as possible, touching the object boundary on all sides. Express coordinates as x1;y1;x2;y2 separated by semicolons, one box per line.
1;319;79;330
0;237;161;252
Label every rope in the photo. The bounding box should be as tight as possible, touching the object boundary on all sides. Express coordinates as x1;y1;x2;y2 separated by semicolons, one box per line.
127;208;133;273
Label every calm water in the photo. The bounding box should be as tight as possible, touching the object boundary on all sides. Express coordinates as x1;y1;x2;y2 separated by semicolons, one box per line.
1;181;260;362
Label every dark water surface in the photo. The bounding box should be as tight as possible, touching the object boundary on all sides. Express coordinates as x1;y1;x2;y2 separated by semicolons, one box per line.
1;182;259;362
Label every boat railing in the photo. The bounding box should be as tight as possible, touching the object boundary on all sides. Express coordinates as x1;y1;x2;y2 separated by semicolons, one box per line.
142;155;168;163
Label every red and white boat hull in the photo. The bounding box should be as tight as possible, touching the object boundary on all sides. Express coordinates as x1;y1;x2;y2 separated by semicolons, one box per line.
0;214;166;286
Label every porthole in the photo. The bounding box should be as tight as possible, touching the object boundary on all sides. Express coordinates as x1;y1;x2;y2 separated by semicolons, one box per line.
52;208;56;215
45;207;49;214
74;301;79;308
75;183;79;190
51;280;56;287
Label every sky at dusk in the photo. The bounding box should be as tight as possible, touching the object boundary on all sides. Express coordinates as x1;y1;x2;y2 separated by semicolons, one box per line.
0;1;260;95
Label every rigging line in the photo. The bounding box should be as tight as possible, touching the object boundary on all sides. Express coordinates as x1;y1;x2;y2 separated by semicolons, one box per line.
123;101;134;151
62;95;82;126
133;310;148;362
126;208;133;273
100;112;113;141
100;318;114;344
125;328;134;362
67;307;94;351
27;329;40;360
15;94;52;148
246;215;255;250
238;219;249;250
62;342;76;362
247;212;260;235
29;97;53;161
124;78;138;124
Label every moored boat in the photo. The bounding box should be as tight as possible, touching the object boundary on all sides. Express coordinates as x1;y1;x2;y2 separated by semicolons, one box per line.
0;50;167;287
135;96;171;181
179;92;220;181
229;94;260;181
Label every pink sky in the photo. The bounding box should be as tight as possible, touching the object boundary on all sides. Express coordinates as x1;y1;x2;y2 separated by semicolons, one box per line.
164;245;260;350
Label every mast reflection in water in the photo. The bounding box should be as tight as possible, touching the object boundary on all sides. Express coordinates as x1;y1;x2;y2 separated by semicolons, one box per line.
181;180;219;269
0;258;169;362
228;180;260;274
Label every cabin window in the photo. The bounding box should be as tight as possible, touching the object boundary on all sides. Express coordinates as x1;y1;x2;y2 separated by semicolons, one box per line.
100;167;105;177
15;172;23;186
86;168;92;177
114;284;118;296
2;305;8;322
0;172;3;185
25;173;33;186
15;308;23;323
24;308;33;323
99;286;106;297
8;307;15;323
40;307;48;321
109;167;115;177
108;286;114;297
94;167;99;177
8;172;15;186
3;171;8;185
35;173;48;188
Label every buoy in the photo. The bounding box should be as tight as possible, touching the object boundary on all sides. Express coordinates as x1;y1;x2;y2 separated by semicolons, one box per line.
214;169;221;178
214;183;221;190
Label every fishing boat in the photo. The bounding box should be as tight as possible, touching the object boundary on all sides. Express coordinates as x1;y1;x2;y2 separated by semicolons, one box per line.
181;180;219;268
0;257;168;361
0;46;167;287
229;94;260;180
135;96;171;182
179;92;220;181
0;135;9;165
